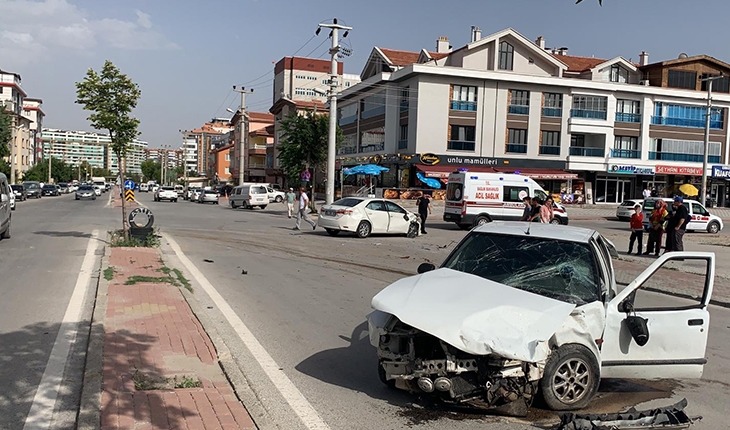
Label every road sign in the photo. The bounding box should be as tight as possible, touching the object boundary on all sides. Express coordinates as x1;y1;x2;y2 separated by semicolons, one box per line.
301;170;311;182
125;189;135;202
124;180;135;190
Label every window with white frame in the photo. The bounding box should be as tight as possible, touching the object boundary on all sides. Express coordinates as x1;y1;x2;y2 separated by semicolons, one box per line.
610;64;629;83
615;136;639;150
510;90;530;106
616;99;641;114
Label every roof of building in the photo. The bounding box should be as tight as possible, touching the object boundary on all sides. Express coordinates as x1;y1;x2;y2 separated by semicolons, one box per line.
641;54;730;71
378;48;421;67
269;97;328;115
213;143;235;153
554;54;608;72
251;124;274;137
248;112;274;123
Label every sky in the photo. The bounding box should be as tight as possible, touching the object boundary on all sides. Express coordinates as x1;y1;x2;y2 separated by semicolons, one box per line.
2;0;730;148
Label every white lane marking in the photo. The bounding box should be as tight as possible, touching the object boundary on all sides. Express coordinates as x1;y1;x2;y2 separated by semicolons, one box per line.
23;230;100;430
164;233;331;430
106;190;112;207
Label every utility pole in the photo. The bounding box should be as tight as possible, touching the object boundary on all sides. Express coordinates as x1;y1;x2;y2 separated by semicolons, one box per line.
317;18;352;205
48;139;53;184
233;86;254;185
699;74;724;206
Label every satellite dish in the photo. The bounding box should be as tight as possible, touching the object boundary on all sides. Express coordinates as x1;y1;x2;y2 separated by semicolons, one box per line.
678;53;689;59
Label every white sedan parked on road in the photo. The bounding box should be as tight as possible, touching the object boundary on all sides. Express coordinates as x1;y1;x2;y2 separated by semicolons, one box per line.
615;199;643;221
318;197;421;238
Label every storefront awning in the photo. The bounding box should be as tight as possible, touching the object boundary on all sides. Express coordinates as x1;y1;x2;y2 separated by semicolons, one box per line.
415;164;496;179
493;168;578;180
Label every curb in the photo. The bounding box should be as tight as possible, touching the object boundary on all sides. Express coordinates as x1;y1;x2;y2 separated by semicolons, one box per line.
76;242;109;430
159;240;274;430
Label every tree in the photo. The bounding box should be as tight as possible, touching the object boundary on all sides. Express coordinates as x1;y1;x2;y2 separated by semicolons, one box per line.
22;158;74;182
76;61;141;239
140;159;161;182
278;109;343;188
0;105;11;159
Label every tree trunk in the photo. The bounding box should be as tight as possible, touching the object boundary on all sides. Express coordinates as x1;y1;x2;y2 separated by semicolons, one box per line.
117;149;129;240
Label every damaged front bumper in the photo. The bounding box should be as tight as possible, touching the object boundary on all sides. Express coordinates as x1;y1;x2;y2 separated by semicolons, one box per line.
371;314;544;411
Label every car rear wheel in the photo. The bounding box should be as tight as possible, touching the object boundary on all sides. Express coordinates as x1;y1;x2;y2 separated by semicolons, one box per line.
540;344;600;411
356;221;372;238
550;217;562;225
708;221;720;234
473;215;490;228
260;205;267;210
325;228;340;237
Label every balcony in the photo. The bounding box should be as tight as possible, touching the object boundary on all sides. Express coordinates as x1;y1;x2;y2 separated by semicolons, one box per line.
508;105;529;115
615;112;641;123
248;162;267;169
651;116;723;129
539;146;560;155
450;101;477;111
610;148;640;159
506;143;528;154
398;139;408;150
248;144;267;155
570;109;607;120
649;152;721;163
542;107;562;117
569;147;604;157
447;140;475;151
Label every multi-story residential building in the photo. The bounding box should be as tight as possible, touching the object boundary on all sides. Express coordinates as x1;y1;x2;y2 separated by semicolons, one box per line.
336;27;730;206
182;120;234;177
0;68;24;117
1;69;37;181
22;98;44;164
228;111;274;184
210;143;233;184
41;129;148;175
267;56;361;185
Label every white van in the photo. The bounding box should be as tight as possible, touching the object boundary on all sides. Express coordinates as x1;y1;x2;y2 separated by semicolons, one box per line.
0;173;12;240
443;172;568;229
230;184;269;209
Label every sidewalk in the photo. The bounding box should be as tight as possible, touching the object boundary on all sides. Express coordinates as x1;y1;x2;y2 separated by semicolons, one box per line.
97;246;256;429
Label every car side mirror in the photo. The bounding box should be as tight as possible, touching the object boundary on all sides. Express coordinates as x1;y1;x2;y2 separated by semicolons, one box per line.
626;315;650;346
403;214;410;221
417;263;436;274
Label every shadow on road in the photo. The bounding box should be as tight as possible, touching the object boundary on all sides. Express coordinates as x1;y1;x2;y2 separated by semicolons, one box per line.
33;230;93;238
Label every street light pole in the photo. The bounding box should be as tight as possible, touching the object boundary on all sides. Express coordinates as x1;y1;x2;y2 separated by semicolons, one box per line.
699;74;724;206
317;18;352;205
232;86;254;186
48;139;53;184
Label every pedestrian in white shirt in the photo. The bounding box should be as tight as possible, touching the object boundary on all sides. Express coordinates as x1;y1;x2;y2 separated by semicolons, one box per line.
294;187;316;230
642;186;651;199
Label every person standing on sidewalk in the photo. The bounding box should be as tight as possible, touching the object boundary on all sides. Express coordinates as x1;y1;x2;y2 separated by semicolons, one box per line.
644;199;668;256
628;203;644;255
665;196;688;252
294;187;316;230
416;193;432;234
643;185;652;199
285;187;296;218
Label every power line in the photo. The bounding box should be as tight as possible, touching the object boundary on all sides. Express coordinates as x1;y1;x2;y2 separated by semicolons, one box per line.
304;38;328;58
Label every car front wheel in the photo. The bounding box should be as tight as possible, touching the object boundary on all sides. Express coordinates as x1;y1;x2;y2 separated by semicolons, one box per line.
275;196;283;203
540;344;600;411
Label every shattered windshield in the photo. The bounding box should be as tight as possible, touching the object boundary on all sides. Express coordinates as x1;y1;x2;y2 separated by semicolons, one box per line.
442;233;601;305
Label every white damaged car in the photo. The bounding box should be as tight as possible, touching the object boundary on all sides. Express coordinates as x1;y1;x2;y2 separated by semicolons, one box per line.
368;221;715;413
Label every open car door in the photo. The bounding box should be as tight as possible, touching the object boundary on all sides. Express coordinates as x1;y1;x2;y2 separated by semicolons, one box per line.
600;252;714;379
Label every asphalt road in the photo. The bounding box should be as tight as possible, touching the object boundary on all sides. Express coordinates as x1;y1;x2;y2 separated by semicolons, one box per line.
146;193;730;430
0;191;112;430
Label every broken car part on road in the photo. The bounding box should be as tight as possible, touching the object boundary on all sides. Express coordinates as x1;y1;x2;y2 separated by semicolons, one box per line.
556;398;699;429
367;222;716;415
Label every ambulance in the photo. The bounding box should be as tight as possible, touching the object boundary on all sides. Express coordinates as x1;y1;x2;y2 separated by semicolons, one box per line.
443;171;568;229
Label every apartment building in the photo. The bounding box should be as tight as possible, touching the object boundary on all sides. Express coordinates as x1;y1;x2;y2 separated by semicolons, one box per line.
22;98;44;164
41;129;148;175
145;148;183;168
183;120;234;177
267;56;361;185
1;69;39;181
228;111;274;184
336;27;730;206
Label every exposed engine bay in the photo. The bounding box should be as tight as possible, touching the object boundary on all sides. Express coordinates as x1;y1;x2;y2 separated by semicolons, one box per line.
377;318;544;415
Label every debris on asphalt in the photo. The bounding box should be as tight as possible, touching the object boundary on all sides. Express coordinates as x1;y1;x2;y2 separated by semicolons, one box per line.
374;243;381;246
203;259;214;263
241;269;248;275
400;256;410;259
556;398;698;429
438;240;456;250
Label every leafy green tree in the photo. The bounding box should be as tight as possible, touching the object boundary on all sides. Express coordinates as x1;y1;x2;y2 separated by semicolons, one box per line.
0;105;11;159
140;159;161;182
22;158;74;182
0;160;9;177
278;110;343;188
76;60;141;238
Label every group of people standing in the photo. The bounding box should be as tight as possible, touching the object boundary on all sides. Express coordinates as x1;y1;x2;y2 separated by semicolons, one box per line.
628;196;689;256
519;192;556;223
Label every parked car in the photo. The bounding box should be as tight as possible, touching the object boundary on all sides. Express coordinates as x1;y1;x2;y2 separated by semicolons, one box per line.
642;197;723;234
11;185;27;201
0;173;11;239
197;189;219;204
185;187;200;201
615;199;643;221
368;221;715;412
104;182;111;192
318;197;421;238
266;186;286;203
151;184;159;193
154;186;178;202
68;183;78;193
229;184;268;209
9;189;15;211
23;181;42;199
42;184;60;196
75;185;97;200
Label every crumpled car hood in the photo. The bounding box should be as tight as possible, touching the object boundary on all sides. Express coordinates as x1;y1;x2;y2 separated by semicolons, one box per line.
370;268;577;362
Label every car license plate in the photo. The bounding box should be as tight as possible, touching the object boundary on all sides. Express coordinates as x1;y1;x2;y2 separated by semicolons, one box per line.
325;210;336;216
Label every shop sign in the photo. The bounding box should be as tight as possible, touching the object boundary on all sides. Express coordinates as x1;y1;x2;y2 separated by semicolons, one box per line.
608;165;655;175
712;165;730;178
419;153;440;165
656;165;703;176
